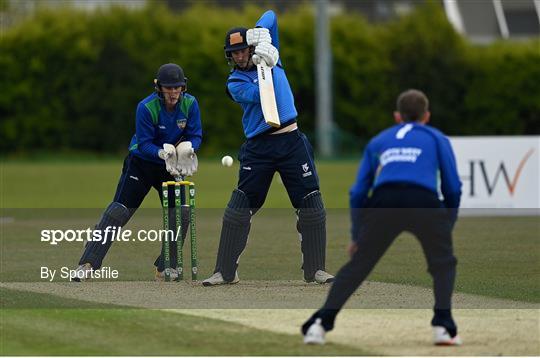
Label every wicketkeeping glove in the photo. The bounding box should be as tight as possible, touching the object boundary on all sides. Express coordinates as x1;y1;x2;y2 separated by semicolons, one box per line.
246;28;271;46
158;143;180;176
252;42;279;67
175;141;198;177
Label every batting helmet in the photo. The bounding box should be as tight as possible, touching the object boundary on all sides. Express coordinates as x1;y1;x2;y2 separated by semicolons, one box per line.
155;63;187;88
224;27;249;55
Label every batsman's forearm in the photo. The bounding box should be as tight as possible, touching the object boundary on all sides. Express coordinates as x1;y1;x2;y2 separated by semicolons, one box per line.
228;81;261;104
255;10;280;50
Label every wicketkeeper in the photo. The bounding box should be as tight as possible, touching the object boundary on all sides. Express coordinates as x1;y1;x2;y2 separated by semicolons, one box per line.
71;63;201;282
302;89;463;346
202;10;334;286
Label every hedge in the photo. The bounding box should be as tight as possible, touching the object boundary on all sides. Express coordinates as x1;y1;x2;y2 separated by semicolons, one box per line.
1;2;538;156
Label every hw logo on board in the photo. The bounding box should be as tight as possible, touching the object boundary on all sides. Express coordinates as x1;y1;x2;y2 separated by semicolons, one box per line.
460;148;535;196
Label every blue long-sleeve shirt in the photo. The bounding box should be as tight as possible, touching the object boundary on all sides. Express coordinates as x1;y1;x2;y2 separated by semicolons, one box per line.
350;122;462;209
128;92;202;164
226;10;298;138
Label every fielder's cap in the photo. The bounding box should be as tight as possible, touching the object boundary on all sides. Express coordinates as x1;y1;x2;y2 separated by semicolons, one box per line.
156;63;186;87
224;27;249;53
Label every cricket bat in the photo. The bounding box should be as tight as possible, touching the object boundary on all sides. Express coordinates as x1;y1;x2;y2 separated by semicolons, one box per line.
257;60;280;128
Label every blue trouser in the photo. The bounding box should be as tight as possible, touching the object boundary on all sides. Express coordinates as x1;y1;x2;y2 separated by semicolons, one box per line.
213;129;327;281
238;129;320;209
79;154;179;269
307;184;457;332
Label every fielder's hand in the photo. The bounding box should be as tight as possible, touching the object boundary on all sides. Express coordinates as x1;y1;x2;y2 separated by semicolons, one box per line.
246;28;271;46
347;241;358;258
158;143;180;176
176;141;198;177
253;42;279;67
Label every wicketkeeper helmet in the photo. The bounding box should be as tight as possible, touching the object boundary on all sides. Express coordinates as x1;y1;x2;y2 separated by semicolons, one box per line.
155;63;187;88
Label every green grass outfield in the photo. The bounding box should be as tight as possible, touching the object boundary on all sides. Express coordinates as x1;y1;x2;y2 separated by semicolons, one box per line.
1;158;359;208
1;159;539;355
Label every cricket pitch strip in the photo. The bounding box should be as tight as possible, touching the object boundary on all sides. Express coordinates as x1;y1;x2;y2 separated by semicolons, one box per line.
2;280;538;356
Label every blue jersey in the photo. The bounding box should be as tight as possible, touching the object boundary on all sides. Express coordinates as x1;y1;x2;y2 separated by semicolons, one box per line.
226;10;298;138
350;122;462;209
128;92;202;164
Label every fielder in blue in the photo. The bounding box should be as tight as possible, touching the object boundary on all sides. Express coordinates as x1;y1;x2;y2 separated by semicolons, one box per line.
202;10;334;286
71;63;202;282
302;90;463;346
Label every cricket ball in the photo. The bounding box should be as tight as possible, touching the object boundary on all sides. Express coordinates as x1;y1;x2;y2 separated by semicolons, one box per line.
221;155;233;167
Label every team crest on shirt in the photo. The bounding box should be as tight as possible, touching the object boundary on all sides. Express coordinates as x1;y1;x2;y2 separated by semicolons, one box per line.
176;119;187;130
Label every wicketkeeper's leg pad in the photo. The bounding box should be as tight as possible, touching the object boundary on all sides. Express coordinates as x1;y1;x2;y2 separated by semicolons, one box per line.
215;189;252;281
297;190;327;280
79;201;132;269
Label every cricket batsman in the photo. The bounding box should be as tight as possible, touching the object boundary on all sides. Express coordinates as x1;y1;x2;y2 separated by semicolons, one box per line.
202;10;334;286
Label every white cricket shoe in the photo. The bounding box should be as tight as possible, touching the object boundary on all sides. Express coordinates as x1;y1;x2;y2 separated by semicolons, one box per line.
432;326;462;346
202;271;239;286
304;318;326;345
155;267;179;282
70;263;93;282
307;270;335;284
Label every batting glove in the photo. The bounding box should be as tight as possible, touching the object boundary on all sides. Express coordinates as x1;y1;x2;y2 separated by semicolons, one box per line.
253;42;279;67
176;141;198;177
158;143;180;176
246;28;271;46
